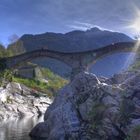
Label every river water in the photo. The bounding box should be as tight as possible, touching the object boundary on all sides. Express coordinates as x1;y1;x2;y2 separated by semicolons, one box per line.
0;116;43;140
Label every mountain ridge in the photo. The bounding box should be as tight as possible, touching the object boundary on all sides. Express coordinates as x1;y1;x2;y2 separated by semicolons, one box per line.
7;27;134;77
8;27;133;53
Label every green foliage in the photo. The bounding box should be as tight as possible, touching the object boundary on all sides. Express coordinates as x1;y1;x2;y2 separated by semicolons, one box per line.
7;40;25;56
0;44;14;58
0;65;68;98
125;125;140;140
3;69;13;82
40;68;68;94
88;103;108;130
119;99;135;128
0;45;6;58
0;69;13;87
13;68;68;98
0;44;68;98
13;77;48;92
0;41;25;59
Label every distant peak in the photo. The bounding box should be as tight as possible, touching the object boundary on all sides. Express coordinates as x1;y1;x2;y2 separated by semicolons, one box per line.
87;27;101;32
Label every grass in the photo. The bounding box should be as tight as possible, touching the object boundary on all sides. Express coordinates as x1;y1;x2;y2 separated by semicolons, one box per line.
13;72;68;98
0;68;68;98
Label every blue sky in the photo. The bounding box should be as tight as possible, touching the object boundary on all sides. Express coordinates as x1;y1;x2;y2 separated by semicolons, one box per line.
0;0;140;46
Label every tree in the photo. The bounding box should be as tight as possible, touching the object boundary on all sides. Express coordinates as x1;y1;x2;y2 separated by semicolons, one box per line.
7;40;26;56
0;44;7;58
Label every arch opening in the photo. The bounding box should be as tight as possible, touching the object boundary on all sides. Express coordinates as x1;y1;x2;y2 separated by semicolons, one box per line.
88;52;136;77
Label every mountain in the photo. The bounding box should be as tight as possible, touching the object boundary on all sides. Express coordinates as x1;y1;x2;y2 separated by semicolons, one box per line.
7;28;134;77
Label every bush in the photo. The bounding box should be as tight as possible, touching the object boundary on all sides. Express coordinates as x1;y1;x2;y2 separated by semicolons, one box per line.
89;103;108;130
125;125;140;140
119;99;135;128
0;69;13;87
13;70;68;98
0;67;68;98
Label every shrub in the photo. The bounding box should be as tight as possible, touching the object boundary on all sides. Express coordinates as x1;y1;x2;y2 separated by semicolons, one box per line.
125;125;140;140
89;103;108;130
0;69;13;87
119;99;135;128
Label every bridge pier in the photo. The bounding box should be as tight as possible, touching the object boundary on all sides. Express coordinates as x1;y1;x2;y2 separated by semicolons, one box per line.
71;66;88;80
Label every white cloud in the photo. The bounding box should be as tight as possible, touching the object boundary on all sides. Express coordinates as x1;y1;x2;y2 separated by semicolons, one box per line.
74;21;93;28
67;21;114;32
68;25;88;31
67;21;93;31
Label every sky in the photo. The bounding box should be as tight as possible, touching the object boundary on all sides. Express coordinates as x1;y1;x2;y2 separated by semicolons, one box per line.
0;0;140;46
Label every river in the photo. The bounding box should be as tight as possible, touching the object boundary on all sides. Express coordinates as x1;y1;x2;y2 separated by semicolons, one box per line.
0;116;43;140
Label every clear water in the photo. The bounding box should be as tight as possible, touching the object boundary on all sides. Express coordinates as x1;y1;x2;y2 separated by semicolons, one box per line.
0;116;43;140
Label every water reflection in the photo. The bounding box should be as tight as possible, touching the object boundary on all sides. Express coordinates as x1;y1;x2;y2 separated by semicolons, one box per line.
0;116;43;140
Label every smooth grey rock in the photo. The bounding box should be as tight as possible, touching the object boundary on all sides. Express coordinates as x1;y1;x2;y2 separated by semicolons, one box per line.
30;71;140;140
0;82;52;121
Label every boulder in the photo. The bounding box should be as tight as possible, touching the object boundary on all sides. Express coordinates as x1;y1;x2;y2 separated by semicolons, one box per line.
0;82;52;121
30;71;140;140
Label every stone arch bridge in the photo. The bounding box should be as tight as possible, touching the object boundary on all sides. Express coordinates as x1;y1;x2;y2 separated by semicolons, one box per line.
0;41;140;78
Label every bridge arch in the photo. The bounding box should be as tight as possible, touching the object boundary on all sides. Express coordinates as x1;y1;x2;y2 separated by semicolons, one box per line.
5;49;77;69
88;52;136;77
1;41;140;79
86;51;137;71
84;41;139;71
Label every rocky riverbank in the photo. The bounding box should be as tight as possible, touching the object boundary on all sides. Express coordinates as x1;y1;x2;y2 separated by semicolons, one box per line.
0;82;52;121
30;71;140;140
